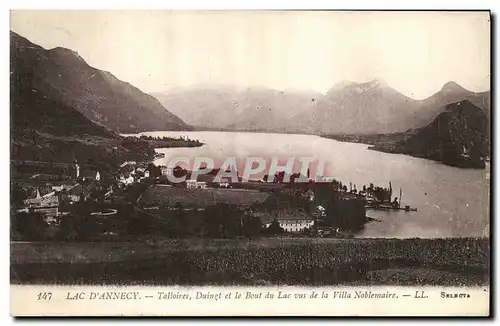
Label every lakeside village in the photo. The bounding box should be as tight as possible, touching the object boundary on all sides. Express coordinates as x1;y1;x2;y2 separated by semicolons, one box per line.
11;152;416;242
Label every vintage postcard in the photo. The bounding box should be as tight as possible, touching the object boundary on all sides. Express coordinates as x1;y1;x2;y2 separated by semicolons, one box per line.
9;10;490;316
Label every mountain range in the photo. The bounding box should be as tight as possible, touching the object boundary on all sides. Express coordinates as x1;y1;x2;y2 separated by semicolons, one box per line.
10;31;189;134
10;31;164;169
152;86;323;132
10;30;491;170
153;80;490;134
12;30;490;137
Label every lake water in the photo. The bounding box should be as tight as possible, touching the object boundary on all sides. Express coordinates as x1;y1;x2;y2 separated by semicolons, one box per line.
132;131;490;239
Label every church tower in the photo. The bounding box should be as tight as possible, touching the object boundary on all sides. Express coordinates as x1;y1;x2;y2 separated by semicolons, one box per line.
74;160;80;179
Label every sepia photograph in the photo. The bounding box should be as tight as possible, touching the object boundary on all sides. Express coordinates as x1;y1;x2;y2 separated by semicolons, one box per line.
8;9;491;316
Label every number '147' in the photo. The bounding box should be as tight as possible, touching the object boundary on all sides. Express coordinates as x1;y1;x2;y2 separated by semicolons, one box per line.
37;292;52;301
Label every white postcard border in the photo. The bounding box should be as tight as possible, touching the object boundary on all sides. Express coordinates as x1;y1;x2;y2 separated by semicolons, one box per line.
10;285;490;317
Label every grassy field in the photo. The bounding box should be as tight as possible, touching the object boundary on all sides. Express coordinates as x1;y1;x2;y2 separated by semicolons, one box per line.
139;186;270;208
11;237;489;286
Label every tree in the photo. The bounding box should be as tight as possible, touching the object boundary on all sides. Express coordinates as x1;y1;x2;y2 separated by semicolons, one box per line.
202;203;243;238
11;183;27;210
274;171;285;183
57;201;99;240
242;213;262;238
302;227;313;236
90;186;105;203
265;220;284;235
173;166;187;179
147;163;162;178
12;212;48;241
173;202;189;236
203;204;226;237
127;215;154;236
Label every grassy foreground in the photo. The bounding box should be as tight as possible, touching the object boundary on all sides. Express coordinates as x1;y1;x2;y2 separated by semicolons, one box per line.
11;237;490;286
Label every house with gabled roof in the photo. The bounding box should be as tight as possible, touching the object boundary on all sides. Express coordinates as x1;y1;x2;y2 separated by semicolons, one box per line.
63;183;92;203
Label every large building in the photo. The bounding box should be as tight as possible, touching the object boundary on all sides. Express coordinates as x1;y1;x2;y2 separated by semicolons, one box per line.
277;218;315;232
63;184;92;203
275;208;314;232
259;208;315;232
22;188;60;219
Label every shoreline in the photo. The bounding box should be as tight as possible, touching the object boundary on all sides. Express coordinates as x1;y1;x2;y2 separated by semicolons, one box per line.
139;129;487;169
321;133;488;169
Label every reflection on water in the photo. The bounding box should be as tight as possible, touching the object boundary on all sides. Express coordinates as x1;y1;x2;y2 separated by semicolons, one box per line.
132;131;490;239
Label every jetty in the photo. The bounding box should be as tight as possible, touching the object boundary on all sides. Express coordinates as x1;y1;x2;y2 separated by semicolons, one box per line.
363;183;417;212
365;204;417;212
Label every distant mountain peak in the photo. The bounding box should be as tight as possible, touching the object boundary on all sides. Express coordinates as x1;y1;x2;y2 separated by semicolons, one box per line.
333;80;355;89
328;79;391;98
50;46;78;54
441;81;466;93
333;78;388;90
366;78;389;88
49;46;86;61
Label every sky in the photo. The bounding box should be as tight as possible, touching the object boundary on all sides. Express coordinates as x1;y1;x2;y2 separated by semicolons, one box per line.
10;10;490;99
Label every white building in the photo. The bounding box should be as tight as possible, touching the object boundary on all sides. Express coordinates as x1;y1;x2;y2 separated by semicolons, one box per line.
277;219;315;232
23;188;59;208
119;174;135;186
273;208;315;232
304;189;315;202
186;180;207;189
218;177;231;188
161;166;174;176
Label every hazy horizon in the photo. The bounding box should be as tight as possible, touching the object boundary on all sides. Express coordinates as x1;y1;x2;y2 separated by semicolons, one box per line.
146;79;489;99
10;10;490;99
